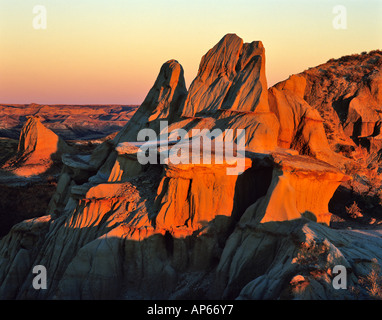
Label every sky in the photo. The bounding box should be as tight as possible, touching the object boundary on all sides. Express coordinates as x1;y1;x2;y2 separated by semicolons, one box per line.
0;0;381;105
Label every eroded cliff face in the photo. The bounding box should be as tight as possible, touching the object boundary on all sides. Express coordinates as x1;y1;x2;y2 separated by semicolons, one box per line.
294;51;382;154
179;34;269;117
0;35;381;300
113;60;188;144
277;52;382;227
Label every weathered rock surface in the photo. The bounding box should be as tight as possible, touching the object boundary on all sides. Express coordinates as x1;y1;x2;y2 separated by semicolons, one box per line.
243;151;350;226
114;60;187;144
18;116;70;161
180;34;269;117
297;51;382;153
268;84;345;168
216;218;382;300
0;36;381;301
1;116;72;177
113;34;279;153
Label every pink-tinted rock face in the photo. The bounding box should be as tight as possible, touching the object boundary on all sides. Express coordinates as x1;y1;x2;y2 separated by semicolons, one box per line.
114;34;279;153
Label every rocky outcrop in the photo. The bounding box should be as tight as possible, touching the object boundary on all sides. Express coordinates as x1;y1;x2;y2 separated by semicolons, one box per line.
342;77;382;141
180;34;269;117
17;116;70;161
114;60;187;144
0;35;381;301
0;147;349;299
113;34;279;153
1;116;72;177
215;217;382;300
269;82;346;168
243;151;350;225
297;51;382;153
274;74;307;99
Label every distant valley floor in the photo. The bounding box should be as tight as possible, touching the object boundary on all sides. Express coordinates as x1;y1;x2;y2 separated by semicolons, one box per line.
0;103;139;140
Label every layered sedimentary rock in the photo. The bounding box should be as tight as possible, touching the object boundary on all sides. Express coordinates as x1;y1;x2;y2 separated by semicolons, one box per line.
17;116;70;160
215;217;382;300
114;60;187;144
111;34;279;153
0;103;138;140
1;34;379;301
1;116;72;177
175;34;278;152
268;80;346;168
242;151;349;226
45;58;187;216
0;148;348;299
180;34;269;117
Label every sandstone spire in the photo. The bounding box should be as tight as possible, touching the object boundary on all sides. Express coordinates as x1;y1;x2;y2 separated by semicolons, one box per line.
114;59;187;144
180;33;269;117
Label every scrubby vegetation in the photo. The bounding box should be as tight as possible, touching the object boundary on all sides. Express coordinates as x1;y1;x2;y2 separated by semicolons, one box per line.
345;201;363;219
358;259;382;300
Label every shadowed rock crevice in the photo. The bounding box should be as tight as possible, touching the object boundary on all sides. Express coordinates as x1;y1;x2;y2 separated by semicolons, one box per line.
231;164;273;222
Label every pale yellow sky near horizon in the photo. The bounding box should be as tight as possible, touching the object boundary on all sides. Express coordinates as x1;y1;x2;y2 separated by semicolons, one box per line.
0;0;381;105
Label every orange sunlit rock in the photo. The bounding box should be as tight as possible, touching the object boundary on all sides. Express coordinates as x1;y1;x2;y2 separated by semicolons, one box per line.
269;86;346;168
113;60;188;144
2;116;72;177
180;34;269;117
240;151;350;225
1;35;381;301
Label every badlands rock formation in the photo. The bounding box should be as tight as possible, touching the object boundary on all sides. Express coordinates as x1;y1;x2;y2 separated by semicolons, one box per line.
269;77;346;168
0;117;74;238
2;116;72;177
113;60;188;143
180;34;269;117
276;51;382;222
0;34;381;300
